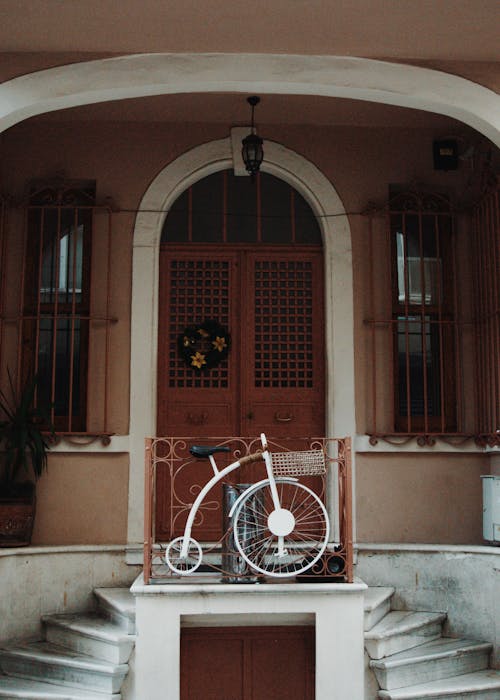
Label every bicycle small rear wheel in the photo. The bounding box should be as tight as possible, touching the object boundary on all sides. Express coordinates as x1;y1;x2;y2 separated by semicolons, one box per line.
233;480;329;578
165;536;203;575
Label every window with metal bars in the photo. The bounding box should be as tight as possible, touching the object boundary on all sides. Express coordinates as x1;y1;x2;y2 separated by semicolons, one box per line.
390;190;457;433
22;183;94;431
471;176;500;443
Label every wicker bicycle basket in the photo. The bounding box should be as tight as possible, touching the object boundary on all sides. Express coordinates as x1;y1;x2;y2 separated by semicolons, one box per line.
270;448;327;477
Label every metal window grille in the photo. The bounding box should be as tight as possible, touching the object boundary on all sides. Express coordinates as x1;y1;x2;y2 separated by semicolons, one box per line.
254;260;314;389
365;190;462;442
366;184;500;446
0;195;7;384
167;259;231;389
472;177;500;444
0;183;116;439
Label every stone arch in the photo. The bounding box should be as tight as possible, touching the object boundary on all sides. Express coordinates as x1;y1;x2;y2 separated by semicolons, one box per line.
1;54;499;145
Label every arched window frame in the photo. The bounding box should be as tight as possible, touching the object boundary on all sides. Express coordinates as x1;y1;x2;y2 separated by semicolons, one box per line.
161;169;322;246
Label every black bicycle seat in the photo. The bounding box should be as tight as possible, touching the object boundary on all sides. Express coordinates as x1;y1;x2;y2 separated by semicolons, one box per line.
189;445;231;459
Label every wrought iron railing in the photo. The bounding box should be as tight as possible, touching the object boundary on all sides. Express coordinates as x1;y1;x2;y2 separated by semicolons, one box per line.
144;435;353;584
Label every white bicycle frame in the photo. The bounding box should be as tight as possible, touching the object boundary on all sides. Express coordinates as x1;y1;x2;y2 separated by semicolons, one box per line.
179;433;290;559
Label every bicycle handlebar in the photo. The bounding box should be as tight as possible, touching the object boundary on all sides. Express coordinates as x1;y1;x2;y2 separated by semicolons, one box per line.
238;450;263;467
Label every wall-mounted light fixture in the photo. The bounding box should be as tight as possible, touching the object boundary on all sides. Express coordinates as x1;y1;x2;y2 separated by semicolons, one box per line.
241;96;264;179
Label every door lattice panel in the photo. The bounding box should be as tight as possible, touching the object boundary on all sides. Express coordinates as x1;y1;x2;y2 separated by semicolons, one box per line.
168;259;230;389
254;260;314;388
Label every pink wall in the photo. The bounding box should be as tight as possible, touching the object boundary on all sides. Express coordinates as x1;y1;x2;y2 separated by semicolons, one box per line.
0;115;493;544
356;453;488;544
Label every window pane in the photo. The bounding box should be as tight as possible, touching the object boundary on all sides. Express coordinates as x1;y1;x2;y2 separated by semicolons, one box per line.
39;209;57;304
397;316;441;417
261;172;292;243
294;193;322;244
44;224;84;304
395;218;441;306
161;190;189;242
227;172;257;243
192;172;223;243
37;318;82;418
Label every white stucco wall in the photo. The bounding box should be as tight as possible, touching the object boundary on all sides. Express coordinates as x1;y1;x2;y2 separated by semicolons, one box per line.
132;576;366;700
0;546;141;643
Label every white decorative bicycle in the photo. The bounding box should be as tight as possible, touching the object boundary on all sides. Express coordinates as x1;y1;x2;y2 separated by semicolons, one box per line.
165;433;330;578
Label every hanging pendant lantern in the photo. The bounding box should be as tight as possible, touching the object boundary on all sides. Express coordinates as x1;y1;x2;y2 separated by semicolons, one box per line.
241;96;264;178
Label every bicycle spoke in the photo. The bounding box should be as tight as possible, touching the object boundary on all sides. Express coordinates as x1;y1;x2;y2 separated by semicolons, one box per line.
234;480;329;578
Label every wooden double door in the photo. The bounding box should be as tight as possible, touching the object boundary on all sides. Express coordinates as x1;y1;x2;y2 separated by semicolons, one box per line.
156;244;324;538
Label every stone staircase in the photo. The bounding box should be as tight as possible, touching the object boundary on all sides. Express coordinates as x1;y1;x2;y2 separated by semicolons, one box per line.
364;587;500;700
0;584;499;698
0;588;135;699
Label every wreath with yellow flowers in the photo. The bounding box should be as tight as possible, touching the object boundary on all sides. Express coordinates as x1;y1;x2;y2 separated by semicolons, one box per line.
178;320;230;371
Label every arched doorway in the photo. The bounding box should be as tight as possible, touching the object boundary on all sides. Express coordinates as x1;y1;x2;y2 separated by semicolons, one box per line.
156;168;325;539
129;138;353;544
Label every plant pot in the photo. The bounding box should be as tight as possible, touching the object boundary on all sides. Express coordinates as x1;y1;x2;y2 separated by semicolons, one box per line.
0;485;36;547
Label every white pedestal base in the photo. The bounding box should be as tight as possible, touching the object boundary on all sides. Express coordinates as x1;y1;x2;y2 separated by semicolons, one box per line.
131;575;366;699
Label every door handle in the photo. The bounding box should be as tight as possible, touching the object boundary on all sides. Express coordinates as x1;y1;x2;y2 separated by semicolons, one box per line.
245;410;255;420
275;412;294;422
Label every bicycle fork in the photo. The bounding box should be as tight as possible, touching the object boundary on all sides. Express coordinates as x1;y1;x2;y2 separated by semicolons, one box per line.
261;435;295;558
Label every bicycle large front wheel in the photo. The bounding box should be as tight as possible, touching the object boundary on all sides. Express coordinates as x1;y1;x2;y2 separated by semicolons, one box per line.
233;480;329;578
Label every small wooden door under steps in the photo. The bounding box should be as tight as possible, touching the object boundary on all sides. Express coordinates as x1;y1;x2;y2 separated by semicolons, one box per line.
156;245;324;540
181;626;315;700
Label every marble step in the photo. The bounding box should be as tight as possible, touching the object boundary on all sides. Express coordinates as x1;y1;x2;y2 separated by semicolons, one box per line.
0;642;128;694
364;587;395;632
378;669;500;699
94;589;135;635
43;613;135;665
0;675;120;699
371;637;492;690
365;611;447;660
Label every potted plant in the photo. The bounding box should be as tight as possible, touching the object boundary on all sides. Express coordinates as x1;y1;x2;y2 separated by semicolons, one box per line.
0;373;54;546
